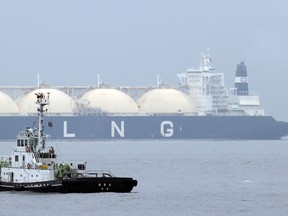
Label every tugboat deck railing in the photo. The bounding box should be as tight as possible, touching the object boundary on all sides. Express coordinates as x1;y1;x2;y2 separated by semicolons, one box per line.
77;170;115;178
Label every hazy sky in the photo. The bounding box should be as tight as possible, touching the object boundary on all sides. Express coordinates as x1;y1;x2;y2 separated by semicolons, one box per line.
0;0;288;121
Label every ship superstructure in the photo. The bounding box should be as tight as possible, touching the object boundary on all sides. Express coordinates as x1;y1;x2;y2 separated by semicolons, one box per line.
177;49;228;115
0;93;58;186
177;50;263;116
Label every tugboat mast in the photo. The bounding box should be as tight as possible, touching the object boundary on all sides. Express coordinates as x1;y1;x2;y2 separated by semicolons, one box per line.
35;92;50;151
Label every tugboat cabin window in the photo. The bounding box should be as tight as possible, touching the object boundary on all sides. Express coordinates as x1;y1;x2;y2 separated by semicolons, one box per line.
15;155;19;162
17;140;20;147
78;164;85;170
21;140;24;147
25;140;28;145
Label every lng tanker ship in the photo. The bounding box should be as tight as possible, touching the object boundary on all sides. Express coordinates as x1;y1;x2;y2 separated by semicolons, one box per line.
0;50;287;140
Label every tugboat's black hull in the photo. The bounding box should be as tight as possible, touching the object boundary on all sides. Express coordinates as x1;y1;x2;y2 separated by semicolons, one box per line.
61;177;137;193
0;178;137;193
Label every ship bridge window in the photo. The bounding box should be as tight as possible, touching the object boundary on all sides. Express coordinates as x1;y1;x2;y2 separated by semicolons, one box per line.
25;140;28;146
17;140;20;147
15;155;19;162
20;140;24;147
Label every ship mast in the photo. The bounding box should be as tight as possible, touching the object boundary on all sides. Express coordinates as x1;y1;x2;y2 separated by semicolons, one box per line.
35;92;50;151
200;49;214;72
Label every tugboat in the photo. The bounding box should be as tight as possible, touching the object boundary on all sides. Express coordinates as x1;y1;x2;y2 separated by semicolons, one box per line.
0;92;137;193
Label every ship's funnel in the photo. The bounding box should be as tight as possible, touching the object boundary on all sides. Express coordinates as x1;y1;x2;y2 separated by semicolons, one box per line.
235;62;249;95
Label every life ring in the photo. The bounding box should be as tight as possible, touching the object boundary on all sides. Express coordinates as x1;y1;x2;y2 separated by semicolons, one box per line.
25;145;30;152
27;163;31;169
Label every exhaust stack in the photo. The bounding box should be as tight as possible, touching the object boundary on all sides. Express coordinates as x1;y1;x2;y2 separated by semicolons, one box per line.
235;62;249;95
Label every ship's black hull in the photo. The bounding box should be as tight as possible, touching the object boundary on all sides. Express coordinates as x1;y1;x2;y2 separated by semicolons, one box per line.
0;177;137;193
0;115;288;140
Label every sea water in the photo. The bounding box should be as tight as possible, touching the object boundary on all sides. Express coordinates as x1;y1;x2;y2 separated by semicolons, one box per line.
1;140;288;216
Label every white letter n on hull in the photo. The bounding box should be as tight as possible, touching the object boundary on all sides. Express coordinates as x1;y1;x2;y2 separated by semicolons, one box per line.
111;121;125;137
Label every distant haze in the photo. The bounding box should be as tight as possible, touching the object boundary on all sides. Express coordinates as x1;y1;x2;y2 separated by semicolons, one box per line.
0;1;287;121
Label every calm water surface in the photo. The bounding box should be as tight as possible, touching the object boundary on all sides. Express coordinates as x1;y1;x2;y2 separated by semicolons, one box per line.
1;140;288;216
